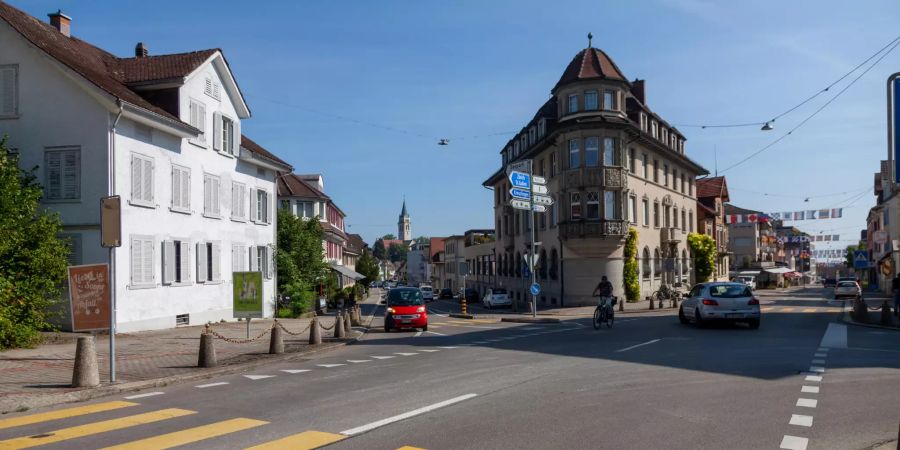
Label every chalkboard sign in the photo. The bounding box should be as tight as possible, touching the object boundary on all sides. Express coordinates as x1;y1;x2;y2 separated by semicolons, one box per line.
67;264;110;331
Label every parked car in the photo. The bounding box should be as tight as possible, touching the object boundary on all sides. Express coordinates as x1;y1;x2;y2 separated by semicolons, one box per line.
419;285;435;302
838;276;859;284
482;288;511;309
735;276;756;290
823;278;837;288
439;288;454;299
384;287;427;332
834;281;861;299
462;288;479;304
679;282;760;329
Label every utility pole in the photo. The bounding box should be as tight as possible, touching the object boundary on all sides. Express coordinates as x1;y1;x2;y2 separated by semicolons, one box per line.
529;162;537;318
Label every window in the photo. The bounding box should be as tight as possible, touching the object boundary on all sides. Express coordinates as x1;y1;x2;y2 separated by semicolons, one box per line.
661;128;668;144
163;239;191;285
44;147;80;200
520;135;527;151
654;248;662;276
550;199;558;227
231;182;247;221
130;153;154;206
568;139;580;169
639;113;648;131
60;233;82;266
189;99;207;145
689;211;694;232
663;164;669;187
222;117;234;153
629;196;637;224
514;141;520;157
642;247;651;279
213;113;240;156
628;148;635;173
130;235;155;287
280;199;290;210
673;206;678;228
297;201;314;219
585;91;598;110
604;191;619;220
586;191;600;219
570;192;582;220
680;173;685;193
568;94;578;113
689;180;693;197
196;241;221;282
653;201;660;227
0;65;18;117
232;243;247;271
681;209;687;232
653;159;659;183
603;90;615;110
550;151;558;177
651;121;658;139
252;246;273;279
538;118;546;138
603;137;616;166
204;77;213;97
642;154;649;178
584;137;599;167
171;165;190;213
203;174;221;217
642;198;649;226
671;134;677;149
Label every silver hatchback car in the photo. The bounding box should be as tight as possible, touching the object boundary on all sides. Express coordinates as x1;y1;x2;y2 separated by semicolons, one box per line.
679;282;761;329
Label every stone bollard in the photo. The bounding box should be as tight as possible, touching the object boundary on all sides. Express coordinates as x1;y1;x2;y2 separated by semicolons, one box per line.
658;296;665;309
269;322;284;354
72;335;100;388
853;297;868;323
649;296;655;310
198;327;217;368
343;309;352;333
881;300;893;326
351;307;361;327
334;314;346;338
309;316;322;345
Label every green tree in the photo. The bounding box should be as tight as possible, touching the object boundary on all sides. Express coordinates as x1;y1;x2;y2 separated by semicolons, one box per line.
355;249;380;286
388;243;407;263
623;227;640;302
382;234;396;240
373;238;386;260
0;140;69;349
276;209;329;314
687;233;717;283
414;236;430;246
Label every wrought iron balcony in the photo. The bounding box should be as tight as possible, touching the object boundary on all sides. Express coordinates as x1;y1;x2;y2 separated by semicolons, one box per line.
559;220;629;240
661;227;684;243
561;167;628;191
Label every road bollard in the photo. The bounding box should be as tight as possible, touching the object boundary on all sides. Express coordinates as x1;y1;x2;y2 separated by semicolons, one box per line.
658;295;664;309
334;314;346;339
269;322;284;354
72;335;100;388
343;309;352;333
853;296;868;323
649;296;655;310
198;328;217;368
309;316;322;345
351;307;361;327
881;300;893;326
461;298;467;314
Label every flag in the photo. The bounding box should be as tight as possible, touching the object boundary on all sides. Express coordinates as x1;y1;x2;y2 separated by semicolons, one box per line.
818;209;831;219
747;214;758;223
806;210;817;220
783;212;793;220
831;208;843;218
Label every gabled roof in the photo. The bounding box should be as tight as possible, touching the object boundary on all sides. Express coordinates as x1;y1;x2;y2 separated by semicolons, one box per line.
724;203;763;216
553;47;628;92
117;50;218;84
696;176;729;201
345;233;367;254
277;172;330;200
240;135;291;169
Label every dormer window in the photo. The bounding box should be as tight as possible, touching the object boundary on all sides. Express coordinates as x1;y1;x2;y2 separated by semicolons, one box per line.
520;135;527;151
568;94;578;114
661;127;668;144
529;127;536;145
639;113;648;132
651;121;658;139
603;90;615;110
670;134;676;149
585;91;598;110
514;141;520;157
538;118;546;138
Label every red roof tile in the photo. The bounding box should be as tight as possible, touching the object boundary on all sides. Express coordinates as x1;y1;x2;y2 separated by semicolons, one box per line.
696;176;729;201
117;50;217;83
240;135;291;168
276;172;329;200
553;47;628;92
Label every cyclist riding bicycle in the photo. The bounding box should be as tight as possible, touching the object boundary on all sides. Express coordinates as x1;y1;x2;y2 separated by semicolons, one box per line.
592;275;616;329
592;276;614;305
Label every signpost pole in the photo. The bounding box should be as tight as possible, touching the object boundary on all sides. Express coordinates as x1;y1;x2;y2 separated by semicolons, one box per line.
109;248;116;383
529;164;537;318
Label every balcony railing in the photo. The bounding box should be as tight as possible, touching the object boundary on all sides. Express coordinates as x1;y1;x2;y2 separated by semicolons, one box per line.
559;220;629;240
661;227;684;243
561;167;629;191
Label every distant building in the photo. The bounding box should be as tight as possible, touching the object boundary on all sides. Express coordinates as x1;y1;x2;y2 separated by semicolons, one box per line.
695;177;730;280
398;200;411;242
724;204;776;270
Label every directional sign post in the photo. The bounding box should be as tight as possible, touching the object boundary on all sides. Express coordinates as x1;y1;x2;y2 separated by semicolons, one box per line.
510;188;531;200
510;199;531;210
509;171;531;189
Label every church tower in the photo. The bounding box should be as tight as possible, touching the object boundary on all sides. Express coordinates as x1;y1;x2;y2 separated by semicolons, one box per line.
398;200;411;242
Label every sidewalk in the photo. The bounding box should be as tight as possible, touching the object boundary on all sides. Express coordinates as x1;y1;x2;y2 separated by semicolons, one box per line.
0;294;377;414
844;294;900;330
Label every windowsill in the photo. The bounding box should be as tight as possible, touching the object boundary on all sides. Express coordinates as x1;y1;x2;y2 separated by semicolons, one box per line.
128;283;157;290
43;198;82;204
201;280;223;285
189;140;209;149
202;213;222;220
129;200;157;209
170;207;191;215
230;216;248;223
216;150;236;159
0;114;20;120
166;282;193;287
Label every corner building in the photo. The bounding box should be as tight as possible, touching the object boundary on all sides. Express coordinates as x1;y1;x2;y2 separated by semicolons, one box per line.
483;45;708;307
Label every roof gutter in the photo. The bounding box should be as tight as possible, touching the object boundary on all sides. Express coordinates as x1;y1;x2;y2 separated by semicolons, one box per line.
120;101;198;138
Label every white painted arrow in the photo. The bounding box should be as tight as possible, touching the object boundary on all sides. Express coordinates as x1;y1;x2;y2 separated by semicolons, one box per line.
244;375;275;380
280;369;311;374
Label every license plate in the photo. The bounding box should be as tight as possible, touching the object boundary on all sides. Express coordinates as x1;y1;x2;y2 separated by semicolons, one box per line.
725;313;742;318
402;319;411;324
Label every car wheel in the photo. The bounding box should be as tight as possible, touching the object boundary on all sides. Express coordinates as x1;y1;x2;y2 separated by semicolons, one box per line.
422;325;428;332
384;325;390;333
747;319;760;329
695;308;704;327
678;306;689;324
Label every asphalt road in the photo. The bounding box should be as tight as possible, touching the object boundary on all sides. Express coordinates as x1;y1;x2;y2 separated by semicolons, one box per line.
0;287;897;449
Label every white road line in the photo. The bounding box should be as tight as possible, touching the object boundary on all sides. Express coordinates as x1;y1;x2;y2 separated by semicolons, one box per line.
801;386;820;394
414;331;423;337
419;349;440;352
371;356;395;359
804;375;822;382
796;398;817;408
394;352;419;356
124;392;164;399
340;393;478;436
244;375;275;380
281;369;311;374
347;360;372;363
196;382;229;389
813;352;827;358
472;341;490;344
789;414;813;427
780;435;808;450
809;366;825;373
457;343;475;346
617;319;637;323
317;364;346;368
425;331;447;336
819;323;847;348
811;359;826;365
437;346;458;349
817;347;829;352
615;339;661;353
486;339;503;342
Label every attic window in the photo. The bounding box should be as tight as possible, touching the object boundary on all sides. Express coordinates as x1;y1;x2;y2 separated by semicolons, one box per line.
538;119;546;138
204;77;221;100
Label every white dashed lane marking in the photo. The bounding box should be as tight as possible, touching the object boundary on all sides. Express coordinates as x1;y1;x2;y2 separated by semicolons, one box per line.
347;360;372;363
809;366;825;373
789;414;813;427
124;392;164;399
281;369;310;374
196;382;229;389
371;356;395;359
804;375;822;382
394;352;419;356
419;349;440;352
811;359;825;365
780;435;808;450
801;385;820;394
317;364;346;368
796;398;817;408
244;375;275;380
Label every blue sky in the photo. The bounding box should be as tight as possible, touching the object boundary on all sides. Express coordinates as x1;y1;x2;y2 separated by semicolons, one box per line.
11;0;900;255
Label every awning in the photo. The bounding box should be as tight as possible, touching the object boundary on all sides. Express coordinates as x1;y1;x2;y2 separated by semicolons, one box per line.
784;271;802;278
763;267;793;274
331;264;365;280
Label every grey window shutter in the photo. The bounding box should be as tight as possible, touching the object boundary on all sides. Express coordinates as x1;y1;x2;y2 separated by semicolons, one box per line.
180;241;191;282
182;169;190;210
131;155;142;202
131;236;143;284
172;167;181;208
213;178;221;215
213;112;222;151
45;151;61;199
145;158;154;203
211;242;221;281
232;119;241;156
249;246;258;272
162;240;176;284
62;151;79;199
196;242;207;282
0;66;16;116
266;246;274;279
231;244;240;274
144;239;155;283
250;188;258;223
198;103;207;140
203;176;211;215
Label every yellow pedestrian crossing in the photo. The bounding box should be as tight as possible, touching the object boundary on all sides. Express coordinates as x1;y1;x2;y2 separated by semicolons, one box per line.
0;408;194;450
0;401;137;431
102;418;268;450
397;446;427;450
245;430;346;449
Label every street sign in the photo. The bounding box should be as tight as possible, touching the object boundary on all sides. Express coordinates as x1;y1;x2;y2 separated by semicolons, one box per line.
890;73;900;183
532;204;546;212
510;199;531;210
506;159;532;176
67;264;111;332
874;230;888;245
100;196;121;248
509;171;531;189
532;184;548;195
533;175;547;185
510;188;531;200
533;195;554;206
523;252;541;270
530;283;540;296
853;250;869;269
233;271;264;319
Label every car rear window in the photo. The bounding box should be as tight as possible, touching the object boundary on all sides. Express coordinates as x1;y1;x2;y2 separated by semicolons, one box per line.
388;289;424;306
492;288;507;294
708;284;752;298
837;281;857;288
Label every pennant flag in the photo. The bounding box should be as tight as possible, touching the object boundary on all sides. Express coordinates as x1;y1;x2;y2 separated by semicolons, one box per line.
818;209;831;219
793;211;805;220
771;212;782;220
747;214;758;223
806;210;817;220
831;208;843;218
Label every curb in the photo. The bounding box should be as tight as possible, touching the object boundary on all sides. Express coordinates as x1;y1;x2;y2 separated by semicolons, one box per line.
449;313;475;319
500;317;561;324
838;299;900;331
0;329;366;415
535;308;678;317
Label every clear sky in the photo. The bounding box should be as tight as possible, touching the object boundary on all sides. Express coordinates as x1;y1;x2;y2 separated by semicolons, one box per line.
10;0;900;256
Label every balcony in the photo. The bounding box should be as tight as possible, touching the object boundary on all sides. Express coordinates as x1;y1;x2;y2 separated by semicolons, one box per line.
561;167;628;191
559;220;629;240
661;227;684;243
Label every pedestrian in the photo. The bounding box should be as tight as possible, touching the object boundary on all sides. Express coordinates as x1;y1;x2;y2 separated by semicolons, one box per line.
892;273;900;317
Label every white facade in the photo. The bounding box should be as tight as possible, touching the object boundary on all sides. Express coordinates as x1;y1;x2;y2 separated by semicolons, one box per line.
0;19;288;332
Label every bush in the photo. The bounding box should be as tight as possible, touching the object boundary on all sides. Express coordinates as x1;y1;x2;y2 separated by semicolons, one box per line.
623;227;640;302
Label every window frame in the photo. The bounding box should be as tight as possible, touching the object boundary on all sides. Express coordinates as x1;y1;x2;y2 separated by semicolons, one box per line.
43;146;81;202
567;94;578;114
568;139;581;169
584;90;598;111
0;64;19;118
170;164;191;214
642;198;650;227
188;98;207;147
604;190;619;220
129;234;156;289
129;152;155;208
203;173;222;219
584;137;599;167
585;190;600;220
231;181;247;222
603;90;615;111
602;137;616;166
570;192;582;220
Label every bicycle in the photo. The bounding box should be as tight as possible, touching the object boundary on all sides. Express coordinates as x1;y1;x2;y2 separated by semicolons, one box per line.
593;295;616;329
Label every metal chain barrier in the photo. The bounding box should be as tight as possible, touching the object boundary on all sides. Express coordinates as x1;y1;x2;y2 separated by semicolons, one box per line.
204;323;273;344
274;319;313;336
318;318;337;331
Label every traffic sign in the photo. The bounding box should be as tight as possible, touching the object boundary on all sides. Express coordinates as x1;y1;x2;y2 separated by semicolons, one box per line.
530;283;540;296
853;250;869;269
532;184;548;194
506;159;532;176
533;175;547;185
523;252;541;270
532;204;546;212
509;171;531;189
874;230;888;245
510;199;531;210
510;188;531;200
533;195;554;206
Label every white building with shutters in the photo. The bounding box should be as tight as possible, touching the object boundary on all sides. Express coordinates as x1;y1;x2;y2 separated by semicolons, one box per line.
0;3;293;331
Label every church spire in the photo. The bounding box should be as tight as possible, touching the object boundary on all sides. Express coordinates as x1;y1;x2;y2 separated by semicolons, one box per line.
398;199;411;241
400;199;408;218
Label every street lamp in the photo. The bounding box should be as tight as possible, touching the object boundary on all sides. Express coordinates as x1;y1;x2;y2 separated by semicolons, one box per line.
761;121;774;131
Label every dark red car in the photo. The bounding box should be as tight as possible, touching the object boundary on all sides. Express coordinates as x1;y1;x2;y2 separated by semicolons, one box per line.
384;287;428;332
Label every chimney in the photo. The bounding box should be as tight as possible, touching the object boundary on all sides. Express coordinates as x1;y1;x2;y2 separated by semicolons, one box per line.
135;42;149;58
631;79;645;104
47;10;71;37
